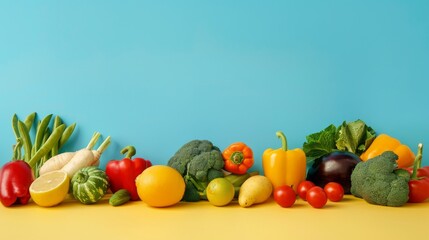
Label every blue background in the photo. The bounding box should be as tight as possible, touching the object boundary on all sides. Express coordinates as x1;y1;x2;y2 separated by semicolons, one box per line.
1;0;429;170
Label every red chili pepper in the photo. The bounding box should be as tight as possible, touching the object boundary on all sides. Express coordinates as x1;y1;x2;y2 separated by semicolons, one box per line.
406;144;429;203
0;160;34;207
105;146;151;201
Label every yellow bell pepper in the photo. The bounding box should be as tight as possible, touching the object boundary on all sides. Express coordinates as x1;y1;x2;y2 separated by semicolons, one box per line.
360;133;415;168
262;131;306;192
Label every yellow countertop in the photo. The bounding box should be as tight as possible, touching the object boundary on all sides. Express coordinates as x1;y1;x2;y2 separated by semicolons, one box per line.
1;195;428;240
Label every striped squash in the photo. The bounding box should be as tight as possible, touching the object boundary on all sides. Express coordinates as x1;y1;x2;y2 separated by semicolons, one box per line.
71;166;109;204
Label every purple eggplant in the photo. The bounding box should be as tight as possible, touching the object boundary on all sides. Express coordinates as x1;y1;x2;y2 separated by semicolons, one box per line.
306;151;362;194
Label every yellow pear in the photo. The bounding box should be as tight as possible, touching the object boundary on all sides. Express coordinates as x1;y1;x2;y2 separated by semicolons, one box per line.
238;175;273;207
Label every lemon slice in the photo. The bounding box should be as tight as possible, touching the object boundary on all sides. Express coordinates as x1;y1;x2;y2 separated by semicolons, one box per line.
30;170;70;207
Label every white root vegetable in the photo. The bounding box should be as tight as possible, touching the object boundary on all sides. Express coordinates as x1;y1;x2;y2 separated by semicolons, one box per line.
38;132;110;177
39;152;76;176
39;132;101;175
61;135;111;178
90;150;102;166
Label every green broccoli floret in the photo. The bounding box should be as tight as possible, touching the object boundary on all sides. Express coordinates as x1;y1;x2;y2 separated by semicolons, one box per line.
187;151;224;182
350;151;410;207
167;140;225;202
207;168;225;182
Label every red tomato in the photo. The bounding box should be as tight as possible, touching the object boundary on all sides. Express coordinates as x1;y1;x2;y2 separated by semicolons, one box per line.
324;182;344;202
306;186;327;208
273;185;296;208
297;181;315;201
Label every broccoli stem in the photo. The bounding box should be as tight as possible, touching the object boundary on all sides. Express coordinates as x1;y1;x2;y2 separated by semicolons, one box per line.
199;192;207;200
411;143;423;180
187;175;206;192
185;174;208;199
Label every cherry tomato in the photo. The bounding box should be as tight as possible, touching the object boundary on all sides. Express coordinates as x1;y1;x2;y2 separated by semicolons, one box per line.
306;186;327;208
297;180;315;201
324;182;344;202
273;185;296;208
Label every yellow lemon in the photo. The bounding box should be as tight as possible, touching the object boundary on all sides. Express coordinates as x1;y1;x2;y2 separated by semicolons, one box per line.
30;170;70;207
135;165;185;207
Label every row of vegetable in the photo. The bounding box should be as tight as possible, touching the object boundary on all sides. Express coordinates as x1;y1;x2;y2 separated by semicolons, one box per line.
0;113;428;209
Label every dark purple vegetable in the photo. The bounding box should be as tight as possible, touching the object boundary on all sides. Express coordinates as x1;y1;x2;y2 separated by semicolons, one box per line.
306;151;361;194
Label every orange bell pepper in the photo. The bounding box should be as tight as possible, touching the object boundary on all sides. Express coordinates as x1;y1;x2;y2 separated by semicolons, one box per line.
360;134;415;168
262;131;306;192
222;142;254;175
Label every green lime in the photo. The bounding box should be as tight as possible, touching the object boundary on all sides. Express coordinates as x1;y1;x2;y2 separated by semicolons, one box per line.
206;178;235;207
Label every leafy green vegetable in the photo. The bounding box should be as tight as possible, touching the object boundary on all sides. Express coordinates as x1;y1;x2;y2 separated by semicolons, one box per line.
336;119;376;155
303;119;376;161
303;124;338;161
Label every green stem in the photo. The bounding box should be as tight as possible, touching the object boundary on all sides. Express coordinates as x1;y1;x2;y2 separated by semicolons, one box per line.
86;132;101;149
185;163;208;196
411;143;423;180
120;146;136;159
230;151;244;165
186;175;207;193
276;131;288;151
199;191;208;200
96;136;111;154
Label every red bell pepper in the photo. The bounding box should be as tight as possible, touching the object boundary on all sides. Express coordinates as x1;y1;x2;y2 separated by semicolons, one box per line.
0;160;34;207
105;146;151;201
406;143;429;203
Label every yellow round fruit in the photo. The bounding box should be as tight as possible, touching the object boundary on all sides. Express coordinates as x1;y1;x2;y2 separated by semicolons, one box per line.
206;178;235;207
135;165;185;207
30;170;70;207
